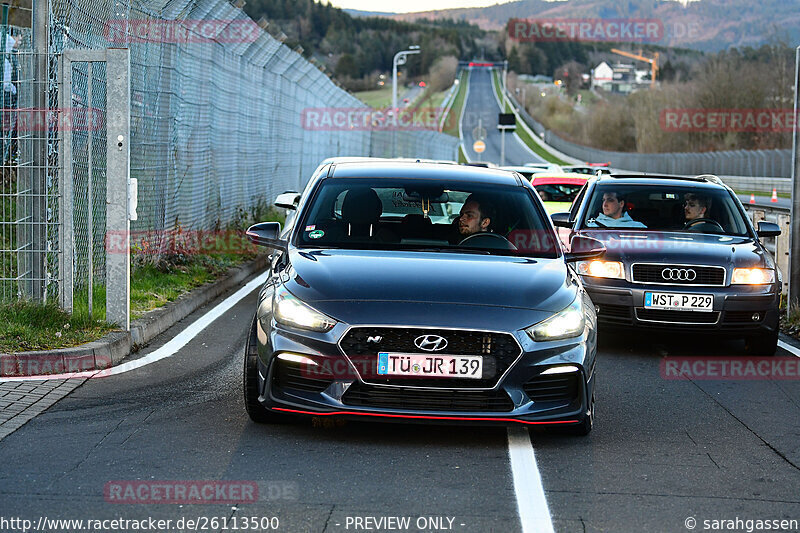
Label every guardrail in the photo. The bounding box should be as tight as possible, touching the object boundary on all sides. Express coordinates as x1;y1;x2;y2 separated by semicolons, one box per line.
503;79;793;185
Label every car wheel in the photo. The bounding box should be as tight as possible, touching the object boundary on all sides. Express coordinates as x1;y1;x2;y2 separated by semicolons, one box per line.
745;329;779;356
243;316;287;424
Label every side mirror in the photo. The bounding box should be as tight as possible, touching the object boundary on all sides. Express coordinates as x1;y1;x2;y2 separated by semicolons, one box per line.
564;235;605;263
551;212;572;228
246;222;287;251
757;221;781;238
274;192;300;210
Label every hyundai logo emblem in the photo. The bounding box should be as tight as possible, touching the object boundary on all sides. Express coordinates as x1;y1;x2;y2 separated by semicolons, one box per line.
661;268;697;281
414;334;448;352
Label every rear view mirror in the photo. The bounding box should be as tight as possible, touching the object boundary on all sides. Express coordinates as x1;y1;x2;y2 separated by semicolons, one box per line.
275;192;300;210
246;222;287;251
564;235;605;262
757;221;781;238
551;212;572;228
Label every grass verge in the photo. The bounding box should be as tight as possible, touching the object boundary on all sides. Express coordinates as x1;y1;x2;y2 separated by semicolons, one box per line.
0;205;283;353
442;70;469;138
354;86;393;108
492;70;569;166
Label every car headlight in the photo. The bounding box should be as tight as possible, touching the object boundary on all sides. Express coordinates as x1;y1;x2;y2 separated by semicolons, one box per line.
576;260;624;279
731;268;775;285
525;295;585;341
273;286;336;332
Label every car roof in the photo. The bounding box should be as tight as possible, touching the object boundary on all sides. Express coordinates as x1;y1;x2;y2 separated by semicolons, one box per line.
328;161;525;186
531;173;589;186
592;174;729;190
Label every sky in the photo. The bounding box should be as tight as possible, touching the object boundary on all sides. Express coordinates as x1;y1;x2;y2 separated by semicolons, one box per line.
328;0;517;14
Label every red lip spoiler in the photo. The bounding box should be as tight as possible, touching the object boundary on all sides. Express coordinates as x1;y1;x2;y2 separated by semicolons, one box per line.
273;407;579;425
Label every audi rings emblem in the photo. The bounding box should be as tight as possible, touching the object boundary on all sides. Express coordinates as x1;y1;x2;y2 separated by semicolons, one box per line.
661;268;697;281
414;334;448;352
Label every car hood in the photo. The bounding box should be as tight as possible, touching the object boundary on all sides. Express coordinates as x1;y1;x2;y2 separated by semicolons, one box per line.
577;230;772;268
284;249;575;318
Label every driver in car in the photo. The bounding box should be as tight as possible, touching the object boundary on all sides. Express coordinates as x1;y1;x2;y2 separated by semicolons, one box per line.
587;191;646;228
683;192;720;232
684;192;711;221
458;194;495;237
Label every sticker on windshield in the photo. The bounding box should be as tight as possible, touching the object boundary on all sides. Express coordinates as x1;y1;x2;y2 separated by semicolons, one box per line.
308;229;324;239
305;225;316;231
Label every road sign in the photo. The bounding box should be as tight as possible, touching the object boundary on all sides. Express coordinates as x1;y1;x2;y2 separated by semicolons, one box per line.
472;125;487;141
473;140;486;153
498;113;516;126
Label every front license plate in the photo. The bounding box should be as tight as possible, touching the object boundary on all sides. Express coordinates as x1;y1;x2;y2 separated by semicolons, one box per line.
377;353;482;379
645;292;713;311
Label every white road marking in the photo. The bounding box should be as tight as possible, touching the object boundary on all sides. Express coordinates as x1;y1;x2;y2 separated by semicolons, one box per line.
778;339;800;358
1;272;268;382
507;427;555;533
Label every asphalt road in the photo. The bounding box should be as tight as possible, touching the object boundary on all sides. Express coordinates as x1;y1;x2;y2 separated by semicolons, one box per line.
2;275;800;533
461;67;545;166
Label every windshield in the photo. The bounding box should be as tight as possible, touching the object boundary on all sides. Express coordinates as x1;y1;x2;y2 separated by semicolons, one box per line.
580;183;750;235
296;178;560;257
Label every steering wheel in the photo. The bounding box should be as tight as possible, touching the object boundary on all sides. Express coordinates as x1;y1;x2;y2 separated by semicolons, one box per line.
683;218;724;232
458;232;518;250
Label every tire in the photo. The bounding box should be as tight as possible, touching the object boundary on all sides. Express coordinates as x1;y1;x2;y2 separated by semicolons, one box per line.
745;329;779;356
243;316;286;424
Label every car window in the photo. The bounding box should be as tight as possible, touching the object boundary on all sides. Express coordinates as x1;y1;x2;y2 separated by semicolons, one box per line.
296;178;560;257
580;183;750;235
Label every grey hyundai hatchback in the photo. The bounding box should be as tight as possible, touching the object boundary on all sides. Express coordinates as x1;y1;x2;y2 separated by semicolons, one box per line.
244;160;606;433
553;174;782;355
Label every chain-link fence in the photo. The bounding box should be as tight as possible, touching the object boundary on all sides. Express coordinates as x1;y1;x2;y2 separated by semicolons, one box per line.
0;0;459;306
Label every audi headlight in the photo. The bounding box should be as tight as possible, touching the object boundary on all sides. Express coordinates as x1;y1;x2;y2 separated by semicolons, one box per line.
525;295;585;341
273;286;336;332
576;260;624;279
731;268;775;285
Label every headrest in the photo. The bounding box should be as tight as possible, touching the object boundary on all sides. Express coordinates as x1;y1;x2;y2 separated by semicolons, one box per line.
342;188;382;225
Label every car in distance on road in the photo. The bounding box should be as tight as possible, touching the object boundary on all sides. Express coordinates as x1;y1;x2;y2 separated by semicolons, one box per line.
561;165;612;176
552;174;781;354
529;173;588;214
243;160;605;433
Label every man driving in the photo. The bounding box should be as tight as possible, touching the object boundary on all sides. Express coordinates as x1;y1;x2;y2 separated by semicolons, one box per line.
457;194;495;237
587;191;646;228
684;192;711;221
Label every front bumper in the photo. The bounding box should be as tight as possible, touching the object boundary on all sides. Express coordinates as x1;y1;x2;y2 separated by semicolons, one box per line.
583;277;780;334
254;319;595;427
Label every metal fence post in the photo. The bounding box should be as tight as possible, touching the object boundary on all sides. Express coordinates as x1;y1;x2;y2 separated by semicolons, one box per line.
106;48;130;330
59;54;74;312
32;0;49;300
790;45;800;316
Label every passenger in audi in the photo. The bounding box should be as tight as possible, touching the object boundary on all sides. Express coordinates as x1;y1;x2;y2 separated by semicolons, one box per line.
587;191;647;228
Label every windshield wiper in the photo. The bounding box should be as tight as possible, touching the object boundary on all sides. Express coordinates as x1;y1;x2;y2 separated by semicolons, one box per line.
411;246;492;255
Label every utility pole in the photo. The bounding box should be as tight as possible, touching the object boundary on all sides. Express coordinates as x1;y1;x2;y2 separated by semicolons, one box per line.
789;45;800;316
